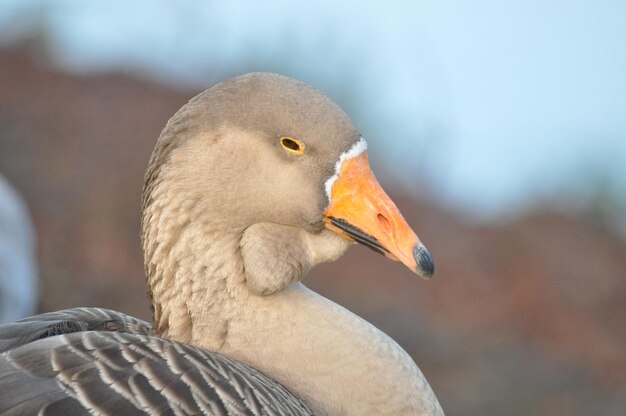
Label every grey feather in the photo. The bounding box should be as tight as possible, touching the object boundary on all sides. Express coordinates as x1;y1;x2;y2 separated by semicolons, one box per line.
0;307;313;415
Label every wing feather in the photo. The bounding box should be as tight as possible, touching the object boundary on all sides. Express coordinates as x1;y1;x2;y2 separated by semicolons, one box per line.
0;308;312;415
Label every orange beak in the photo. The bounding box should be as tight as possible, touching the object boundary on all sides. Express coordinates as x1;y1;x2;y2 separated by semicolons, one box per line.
323;152;434;279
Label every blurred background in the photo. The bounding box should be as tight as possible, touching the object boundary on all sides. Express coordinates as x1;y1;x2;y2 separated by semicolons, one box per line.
0;1;625;414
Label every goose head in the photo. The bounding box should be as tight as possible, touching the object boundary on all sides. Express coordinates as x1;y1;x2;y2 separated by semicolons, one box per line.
143;73;433;298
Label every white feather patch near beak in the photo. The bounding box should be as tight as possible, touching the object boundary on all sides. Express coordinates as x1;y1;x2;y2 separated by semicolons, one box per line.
324;137;368;204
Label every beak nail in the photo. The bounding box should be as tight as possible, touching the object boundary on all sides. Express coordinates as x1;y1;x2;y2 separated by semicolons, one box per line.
413;244;434;279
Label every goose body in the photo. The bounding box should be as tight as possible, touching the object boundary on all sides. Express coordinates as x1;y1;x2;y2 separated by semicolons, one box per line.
0;308;312;415
0;73;443;415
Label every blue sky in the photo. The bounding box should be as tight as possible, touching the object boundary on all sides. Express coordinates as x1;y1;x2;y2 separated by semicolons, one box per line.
1;0;625;219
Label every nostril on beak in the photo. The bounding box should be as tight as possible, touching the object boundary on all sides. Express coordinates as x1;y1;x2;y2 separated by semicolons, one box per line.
413;244;434;278
377;213;391;234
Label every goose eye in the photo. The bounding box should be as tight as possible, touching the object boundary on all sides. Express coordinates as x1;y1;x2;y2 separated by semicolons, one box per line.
280;137;305;155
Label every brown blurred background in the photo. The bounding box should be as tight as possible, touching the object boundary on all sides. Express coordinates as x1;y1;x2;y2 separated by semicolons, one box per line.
1;2;626;415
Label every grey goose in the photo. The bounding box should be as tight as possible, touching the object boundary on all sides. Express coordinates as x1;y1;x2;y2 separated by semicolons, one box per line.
0;73;443;415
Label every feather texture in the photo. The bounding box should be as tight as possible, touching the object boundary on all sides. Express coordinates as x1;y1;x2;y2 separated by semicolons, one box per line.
0;308;313;415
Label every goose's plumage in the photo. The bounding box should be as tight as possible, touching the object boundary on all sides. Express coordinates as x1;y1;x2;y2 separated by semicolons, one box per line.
0;73;443;415
0;308;312;415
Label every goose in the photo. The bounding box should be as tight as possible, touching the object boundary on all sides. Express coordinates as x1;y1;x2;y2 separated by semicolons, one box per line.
0;73;443;415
